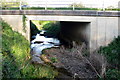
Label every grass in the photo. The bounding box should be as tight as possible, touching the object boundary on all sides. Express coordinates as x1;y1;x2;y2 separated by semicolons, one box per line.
1;20;58;79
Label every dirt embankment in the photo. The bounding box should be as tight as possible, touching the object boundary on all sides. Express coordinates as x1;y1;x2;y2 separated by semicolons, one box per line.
41;44;107;79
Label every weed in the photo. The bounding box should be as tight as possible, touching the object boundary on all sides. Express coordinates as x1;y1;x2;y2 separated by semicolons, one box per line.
50;57;58;63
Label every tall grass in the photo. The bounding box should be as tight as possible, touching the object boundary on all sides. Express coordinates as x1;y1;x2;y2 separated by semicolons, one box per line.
1;20;58;79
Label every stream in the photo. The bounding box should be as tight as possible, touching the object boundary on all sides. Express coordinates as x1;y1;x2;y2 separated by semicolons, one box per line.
30;30;60;63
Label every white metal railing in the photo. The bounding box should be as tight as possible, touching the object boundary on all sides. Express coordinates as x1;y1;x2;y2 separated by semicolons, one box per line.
1;0;119;11
1;1;76;10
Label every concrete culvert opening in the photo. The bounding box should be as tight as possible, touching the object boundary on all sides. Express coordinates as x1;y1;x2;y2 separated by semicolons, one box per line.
30;20;90;48
59;21;90;48
30;20;60;41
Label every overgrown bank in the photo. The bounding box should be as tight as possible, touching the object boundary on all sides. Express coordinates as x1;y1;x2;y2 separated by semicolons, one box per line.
99;37;120;79
1;20;58;78
2;19;120;79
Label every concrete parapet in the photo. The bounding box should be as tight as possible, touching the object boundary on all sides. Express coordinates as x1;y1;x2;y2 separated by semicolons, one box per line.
1;10;120;17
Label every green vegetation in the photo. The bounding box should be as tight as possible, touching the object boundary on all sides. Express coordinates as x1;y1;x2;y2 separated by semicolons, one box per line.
1;20;58;78
99;37;120;79
30;21;40;36
99;37;120;68
42;21;60;37
1;18;120;79
106;69;120;79
50;57;58;63
32;21;60;38
32;20;51;30
105;8;120;11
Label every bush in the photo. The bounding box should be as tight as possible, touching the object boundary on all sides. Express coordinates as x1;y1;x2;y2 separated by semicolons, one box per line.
98;36;120;79
99;37;120;68
106;69;120;79
42;22;60;38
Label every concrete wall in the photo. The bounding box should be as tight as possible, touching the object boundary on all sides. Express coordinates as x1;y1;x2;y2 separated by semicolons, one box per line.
1;15;30;41
97;17;118;47
1;15;119;51
1;15;23;32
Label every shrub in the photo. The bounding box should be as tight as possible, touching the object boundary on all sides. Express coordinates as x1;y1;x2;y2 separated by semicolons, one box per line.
106;69;120;79
42;22;60;38
98;36;120;79
99;37;120;68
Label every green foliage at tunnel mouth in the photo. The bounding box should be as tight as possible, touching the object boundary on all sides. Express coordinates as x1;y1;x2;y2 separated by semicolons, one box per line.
42;21;60;38
31;21;60;38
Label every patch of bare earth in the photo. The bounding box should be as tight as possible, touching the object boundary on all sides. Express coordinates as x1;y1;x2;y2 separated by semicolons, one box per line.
41;43;107;79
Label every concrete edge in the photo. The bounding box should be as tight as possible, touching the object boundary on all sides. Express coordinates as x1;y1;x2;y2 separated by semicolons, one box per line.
1;10;120;17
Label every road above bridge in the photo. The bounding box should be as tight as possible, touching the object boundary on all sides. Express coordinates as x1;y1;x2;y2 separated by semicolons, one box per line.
1;10;120;17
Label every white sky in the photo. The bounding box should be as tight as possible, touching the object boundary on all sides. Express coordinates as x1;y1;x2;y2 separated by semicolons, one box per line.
26;0;120;8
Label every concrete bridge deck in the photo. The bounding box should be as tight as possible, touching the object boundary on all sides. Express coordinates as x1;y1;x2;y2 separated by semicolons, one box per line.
1;10;120;17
